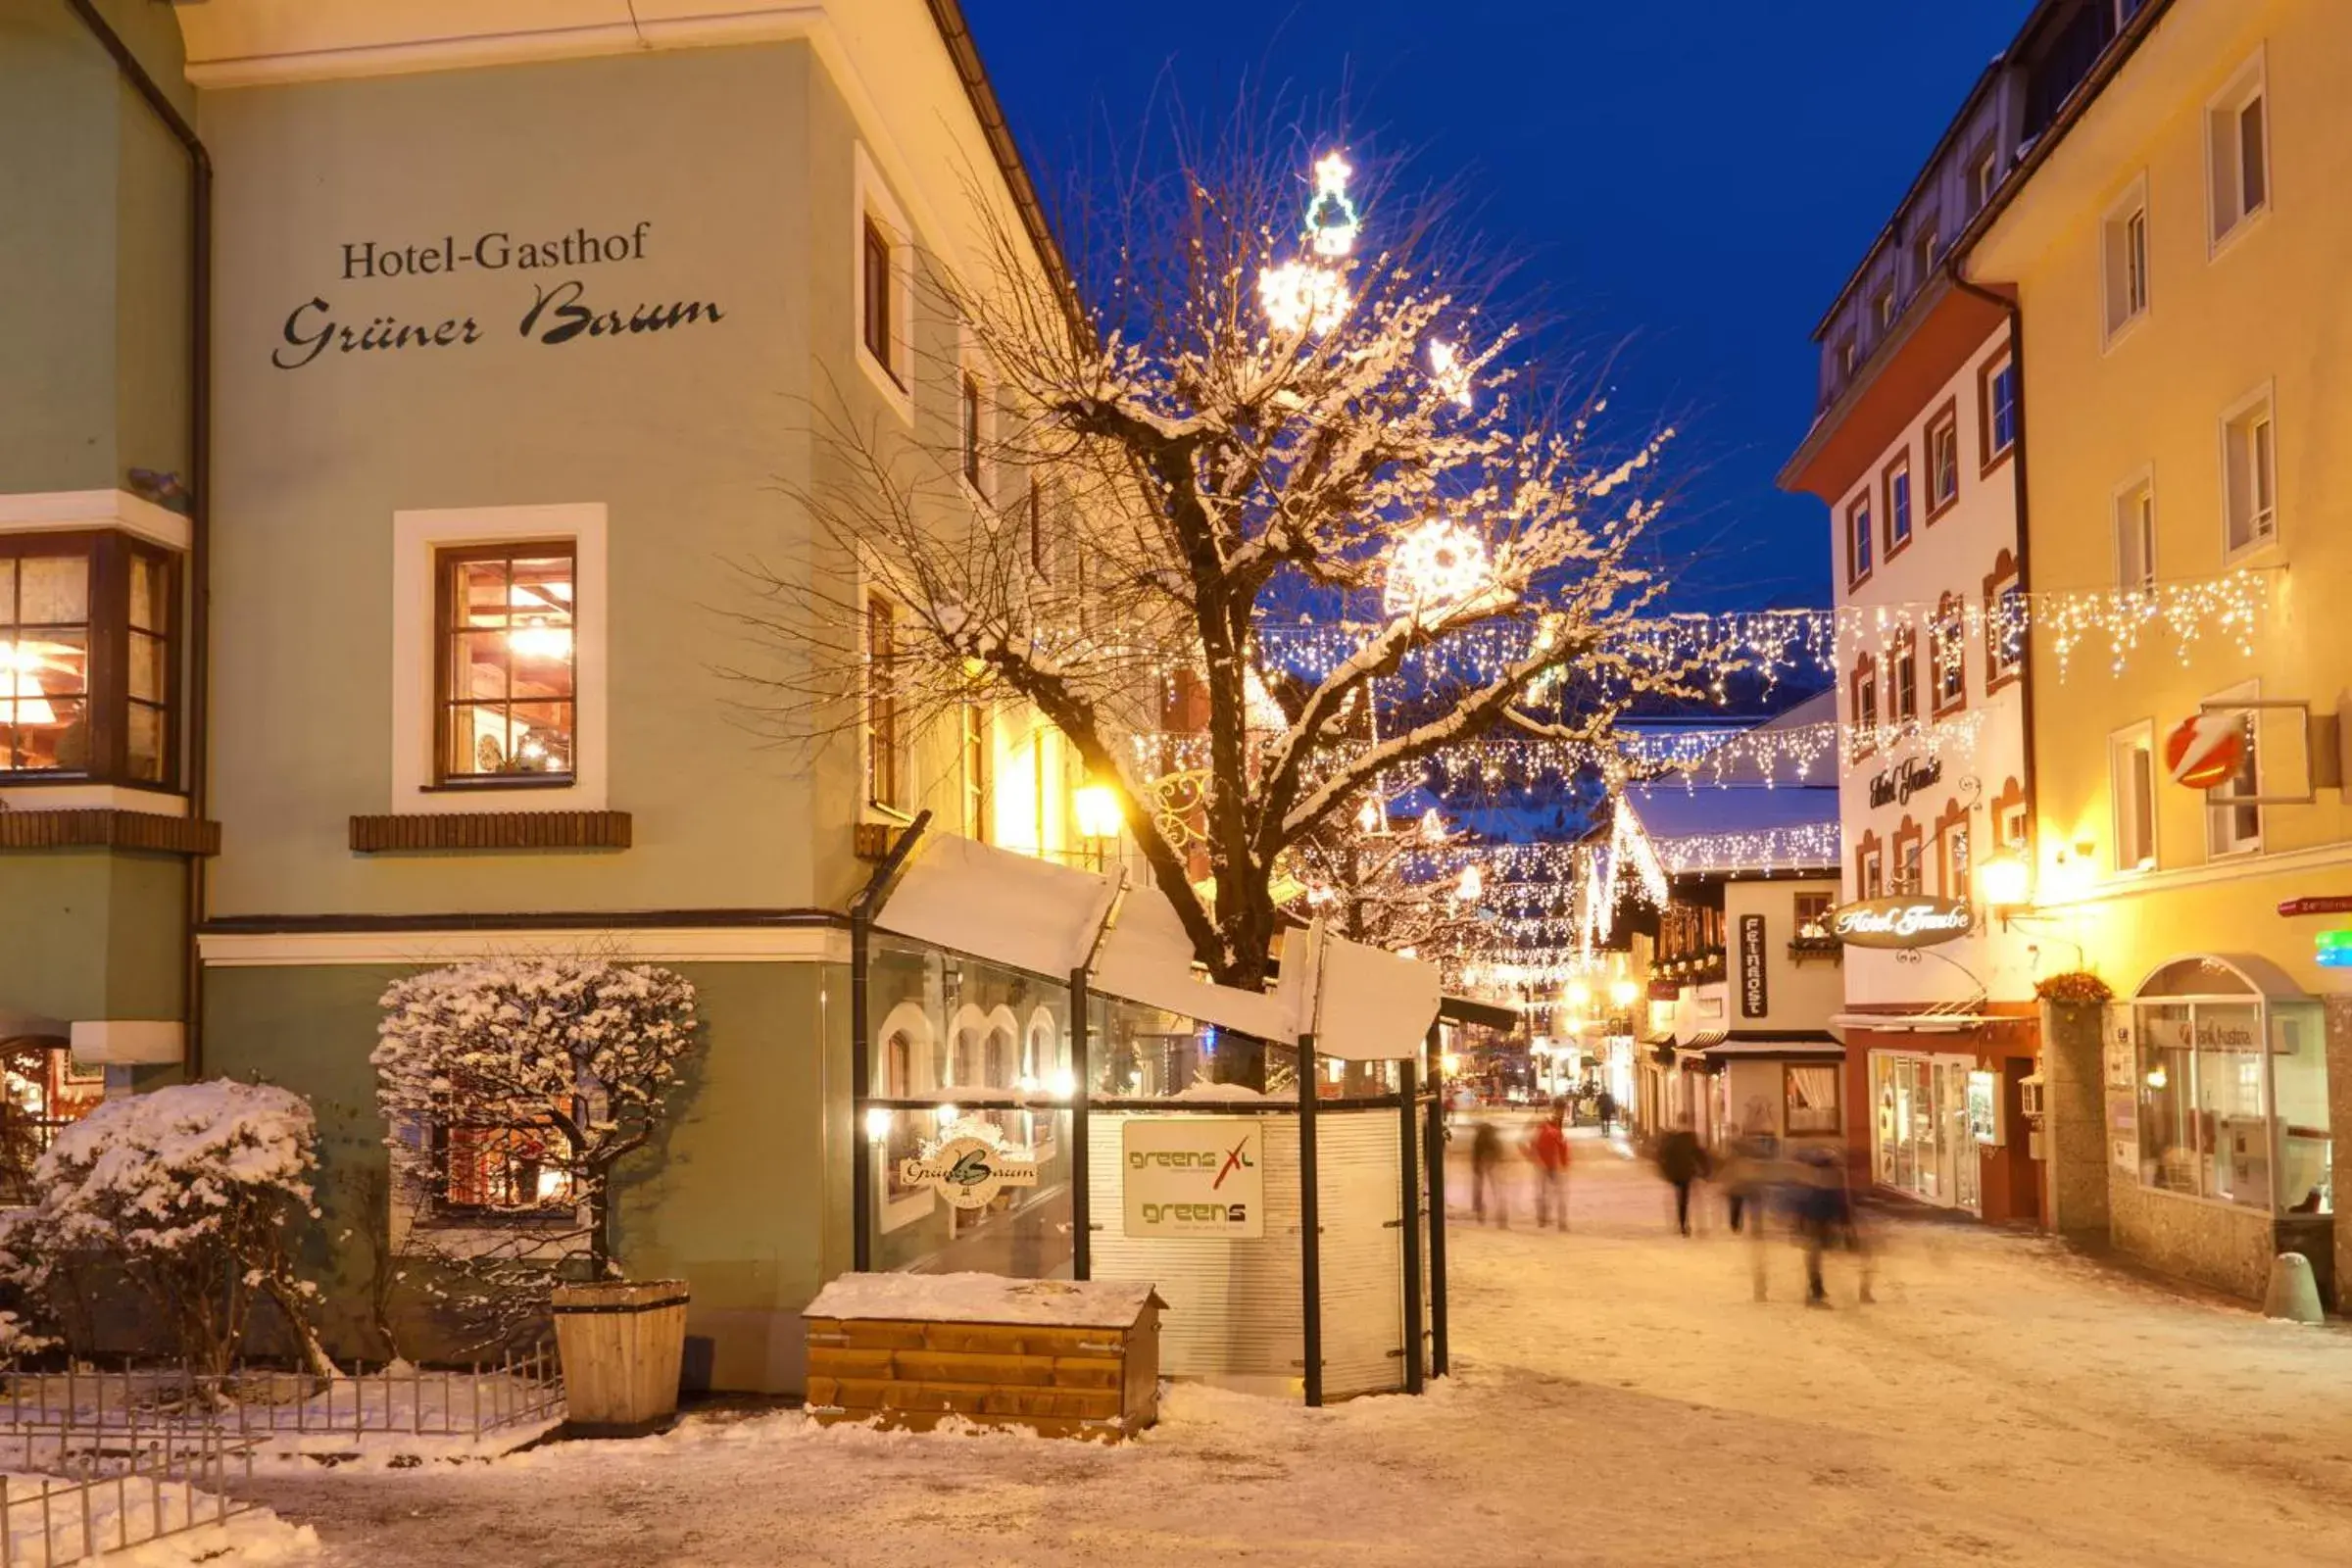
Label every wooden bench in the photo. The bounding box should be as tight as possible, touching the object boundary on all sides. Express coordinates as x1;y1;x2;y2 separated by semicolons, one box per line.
803;1275;1164;1442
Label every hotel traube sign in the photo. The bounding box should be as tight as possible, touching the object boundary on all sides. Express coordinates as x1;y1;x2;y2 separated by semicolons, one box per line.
1829;895;1975;950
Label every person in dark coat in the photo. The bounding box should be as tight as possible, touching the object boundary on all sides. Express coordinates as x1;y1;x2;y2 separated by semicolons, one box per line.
1470;1118;1507;1227
1654;1117;1708;1237
1595;1089;1618;1137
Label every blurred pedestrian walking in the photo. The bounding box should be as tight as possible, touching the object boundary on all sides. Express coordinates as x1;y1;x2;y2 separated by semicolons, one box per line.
1471;1118;1507;1227
1527;1101;1571;1230
1654;1116;1708;1237
1595;1089;1618;1137
1795;1146;1874;1307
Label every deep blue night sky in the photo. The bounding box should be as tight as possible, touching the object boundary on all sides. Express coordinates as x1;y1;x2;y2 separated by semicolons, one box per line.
964;1;2031;613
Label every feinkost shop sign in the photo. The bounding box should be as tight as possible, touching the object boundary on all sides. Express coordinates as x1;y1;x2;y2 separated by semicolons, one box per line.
270;220;726;369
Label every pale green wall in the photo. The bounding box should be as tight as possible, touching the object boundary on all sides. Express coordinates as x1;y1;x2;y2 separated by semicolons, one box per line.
201;42;864;917
204;957;854;1392
0;0;192;496
0;853;184;1022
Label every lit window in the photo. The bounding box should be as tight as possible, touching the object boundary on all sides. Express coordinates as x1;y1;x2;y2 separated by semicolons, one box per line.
1926;408;1961;512
1786;1064;1839;1134
0;1045;102;1206
2110;724;2156;871
2207;57;2269;247
427;1082;577;1216
867;595;903;811
436;544;575;783
2114;475;2156;591
0;532;177;786
963;700;992;843
2102;180;2150;339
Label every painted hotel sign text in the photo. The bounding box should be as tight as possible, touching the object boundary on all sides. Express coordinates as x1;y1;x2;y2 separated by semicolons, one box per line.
271;220;725;369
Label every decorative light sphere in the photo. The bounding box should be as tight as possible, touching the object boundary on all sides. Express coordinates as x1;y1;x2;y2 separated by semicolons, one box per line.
1384;519;1493;618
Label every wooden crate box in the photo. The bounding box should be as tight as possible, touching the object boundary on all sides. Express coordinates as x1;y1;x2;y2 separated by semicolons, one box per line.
803;1275;1165;1443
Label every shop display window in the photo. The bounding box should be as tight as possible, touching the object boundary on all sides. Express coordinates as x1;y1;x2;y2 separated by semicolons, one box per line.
2125;957;2328;1214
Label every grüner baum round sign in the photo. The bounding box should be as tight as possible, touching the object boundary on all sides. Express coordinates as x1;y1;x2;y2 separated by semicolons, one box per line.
1829;895;1975;950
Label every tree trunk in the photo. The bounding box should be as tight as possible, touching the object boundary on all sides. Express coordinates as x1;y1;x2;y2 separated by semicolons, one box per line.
588;1166;615;1280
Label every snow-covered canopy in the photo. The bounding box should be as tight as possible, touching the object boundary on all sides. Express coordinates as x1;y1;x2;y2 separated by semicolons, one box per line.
872;834;1441;1058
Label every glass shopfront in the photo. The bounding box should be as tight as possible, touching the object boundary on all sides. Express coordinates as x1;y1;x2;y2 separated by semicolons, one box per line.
2119;956;2330;1216
1870;1050;1982;1216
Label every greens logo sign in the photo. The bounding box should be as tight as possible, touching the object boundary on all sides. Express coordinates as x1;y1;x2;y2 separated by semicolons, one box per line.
898;1136;1039;1211
1121;1117;1265;1239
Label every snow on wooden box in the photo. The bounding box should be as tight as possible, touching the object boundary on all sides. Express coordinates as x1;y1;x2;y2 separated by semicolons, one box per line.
803;1274;1164;1442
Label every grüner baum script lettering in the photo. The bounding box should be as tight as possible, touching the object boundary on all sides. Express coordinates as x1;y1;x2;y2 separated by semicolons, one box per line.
270;219;725;369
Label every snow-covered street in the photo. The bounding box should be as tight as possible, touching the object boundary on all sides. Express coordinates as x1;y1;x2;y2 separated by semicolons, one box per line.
220;1131;2352;1566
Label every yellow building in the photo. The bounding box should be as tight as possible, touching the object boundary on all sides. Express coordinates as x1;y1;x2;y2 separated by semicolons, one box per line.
1967;0;2346;1304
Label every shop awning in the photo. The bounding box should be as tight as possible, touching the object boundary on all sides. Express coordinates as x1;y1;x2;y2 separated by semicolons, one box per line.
873;832;1119;983
873;832;1440;1059
1699;1036;1844;1059
1675;1030;1728;1052
1831;1011;2002;1033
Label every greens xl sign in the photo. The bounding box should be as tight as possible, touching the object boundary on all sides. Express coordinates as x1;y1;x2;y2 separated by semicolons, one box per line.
1121;1117;1264;1240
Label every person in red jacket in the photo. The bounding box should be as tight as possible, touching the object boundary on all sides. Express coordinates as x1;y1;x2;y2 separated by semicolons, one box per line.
1526;1102;1572;1230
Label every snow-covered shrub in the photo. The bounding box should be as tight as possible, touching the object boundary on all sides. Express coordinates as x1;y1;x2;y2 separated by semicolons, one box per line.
373;959;699;1335
0;1081;332;1379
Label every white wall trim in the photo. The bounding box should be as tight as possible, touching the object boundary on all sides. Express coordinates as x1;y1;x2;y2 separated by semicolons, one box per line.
389;503;609;813
0;490;192;553
200;925;849;967
68;1020;184;1065
180;3;827;88
2033;834;2352;912
0;784;189;816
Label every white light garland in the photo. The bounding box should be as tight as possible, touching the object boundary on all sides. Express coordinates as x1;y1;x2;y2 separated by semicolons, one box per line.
1428;340;1474;410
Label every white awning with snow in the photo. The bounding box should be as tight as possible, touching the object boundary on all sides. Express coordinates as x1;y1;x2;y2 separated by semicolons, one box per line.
870;834;1441;1058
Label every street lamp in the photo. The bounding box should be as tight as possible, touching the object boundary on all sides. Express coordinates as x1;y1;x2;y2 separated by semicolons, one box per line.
1073;781;1122;840
1608;978;1639;1010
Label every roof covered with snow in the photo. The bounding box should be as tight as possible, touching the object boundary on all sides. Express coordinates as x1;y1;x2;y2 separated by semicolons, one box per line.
1624;782;1838;841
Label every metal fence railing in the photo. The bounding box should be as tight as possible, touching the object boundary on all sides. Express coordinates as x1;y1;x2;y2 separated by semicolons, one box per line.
0;1427;255;1567
0;1345;564;1451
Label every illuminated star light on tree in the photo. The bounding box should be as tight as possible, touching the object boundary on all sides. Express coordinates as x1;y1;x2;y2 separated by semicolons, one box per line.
1383;518;1494;621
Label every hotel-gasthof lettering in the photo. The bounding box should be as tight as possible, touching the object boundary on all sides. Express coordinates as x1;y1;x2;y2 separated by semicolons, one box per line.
2;0;1117;1394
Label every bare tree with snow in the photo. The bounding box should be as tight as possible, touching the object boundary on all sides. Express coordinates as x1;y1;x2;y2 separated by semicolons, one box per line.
373;958;699;1344
740;118;1711;1009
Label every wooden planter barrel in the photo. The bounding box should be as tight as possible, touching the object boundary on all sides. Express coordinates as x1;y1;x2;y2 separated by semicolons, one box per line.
803;1275;1164;1442
551;1279;690;1434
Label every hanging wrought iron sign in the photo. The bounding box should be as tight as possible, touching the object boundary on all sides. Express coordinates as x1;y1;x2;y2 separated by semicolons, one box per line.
1828;895;1975;950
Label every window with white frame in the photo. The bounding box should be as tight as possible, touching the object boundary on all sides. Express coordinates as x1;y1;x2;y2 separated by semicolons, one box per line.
1979;351;2018;466
1998;802;2030;853
1859;847;1884;900
1896;836;1924;894
1890;630;1918;724
2222;386;2277;555
2204;685;2263;858
2102;177;2149;340
2207;53;2270;250
391;505;607;811
1873;285;1895;332
1940;819;1972;900
2109;721;2156;872
1883;453;1912;555
962;698;992;843
853;147;914;416
1845;492;1873;585
1986;572;2024;684
1925;405;1961;514
2113;471;2156;592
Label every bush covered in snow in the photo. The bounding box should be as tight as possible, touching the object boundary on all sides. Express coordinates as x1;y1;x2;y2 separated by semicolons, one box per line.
0;1081;332;1379
373;958;699;1335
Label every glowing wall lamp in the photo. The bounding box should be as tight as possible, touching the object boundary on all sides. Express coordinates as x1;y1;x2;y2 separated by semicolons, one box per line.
1608;979;1639;1010
1980;851;2033;929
